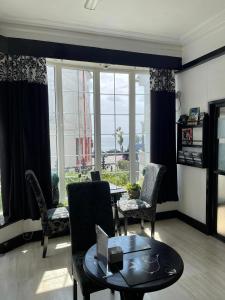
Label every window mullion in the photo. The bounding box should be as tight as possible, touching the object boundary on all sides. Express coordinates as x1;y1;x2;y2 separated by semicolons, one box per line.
94;70;101;172
129;72;136;183
55;64;65;202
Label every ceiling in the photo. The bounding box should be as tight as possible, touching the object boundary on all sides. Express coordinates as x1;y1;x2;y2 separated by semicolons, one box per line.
0;0;225;45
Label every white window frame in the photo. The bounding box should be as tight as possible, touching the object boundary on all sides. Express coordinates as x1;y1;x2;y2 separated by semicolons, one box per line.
47;60;149;202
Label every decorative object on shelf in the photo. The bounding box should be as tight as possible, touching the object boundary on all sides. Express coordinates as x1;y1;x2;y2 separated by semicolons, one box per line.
187;107;200;125
177;112;209;168
182;128;193;145
199;112;206;124
177;114;188;125
126;183;141;199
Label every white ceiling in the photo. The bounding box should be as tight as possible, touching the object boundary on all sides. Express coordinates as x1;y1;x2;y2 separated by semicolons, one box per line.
0;0;225;45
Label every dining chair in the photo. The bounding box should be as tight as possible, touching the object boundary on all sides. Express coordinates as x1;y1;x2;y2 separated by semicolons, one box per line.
118;163;166;237
67;181;115;300
25;170;69;258
90;170;101;181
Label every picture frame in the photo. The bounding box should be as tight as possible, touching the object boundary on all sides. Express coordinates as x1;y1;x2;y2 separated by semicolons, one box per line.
182;128;193;145
188;107;200;125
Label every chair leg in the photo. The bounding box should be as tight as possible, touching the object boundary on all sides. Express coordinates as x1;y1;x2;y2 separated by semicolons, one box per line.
73;279;78;300
124;217;128;235
41;234;44;246
141;218;144;230
42;236;48;258
151;221;155;238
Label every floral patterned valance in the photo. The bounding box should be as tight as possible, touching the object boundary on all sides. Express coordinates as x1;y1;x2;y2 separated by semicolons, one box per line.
0;52;47;85
149;68;175;92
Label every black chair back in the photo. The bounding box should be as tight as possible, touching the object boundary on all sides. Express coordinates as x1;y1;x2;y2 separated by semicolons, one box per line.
140;163;167;207
90;171;101;181
25;170;48;231
67;181;114;254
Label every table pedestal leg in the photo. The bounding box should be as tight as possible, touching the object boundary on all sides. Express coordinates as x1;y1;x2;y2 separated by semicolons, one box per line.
112;195;121;235
119;291;144;300
114;202;121;236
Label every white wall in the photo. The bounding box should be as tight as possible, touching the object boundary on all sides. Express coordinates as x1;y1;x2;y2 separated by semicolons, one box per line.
177;54;225;223
182;24;225;64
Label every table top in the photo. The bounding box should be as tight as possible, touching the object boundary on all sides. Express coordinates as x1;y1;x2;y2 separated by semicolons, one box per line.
109;184;126;194
84;235;184;293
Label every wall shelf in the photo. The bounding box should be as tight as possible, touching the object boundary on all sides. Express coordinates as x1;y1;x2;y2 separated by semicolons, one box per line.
177;114;209;168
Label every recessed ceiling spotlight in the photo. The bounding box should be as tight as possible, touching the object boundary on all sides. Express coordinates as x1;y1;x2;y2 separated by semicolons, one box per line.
84;0;99;10
99;64;111;69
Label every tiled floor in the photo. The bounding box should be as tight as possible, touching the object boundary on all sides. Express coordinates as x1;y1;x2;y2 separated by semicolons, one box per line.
1;219;225;299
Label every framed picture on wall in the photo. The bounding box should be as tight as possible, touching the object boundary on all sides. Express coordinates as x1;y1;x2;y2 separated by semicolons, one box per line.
182;128;193;145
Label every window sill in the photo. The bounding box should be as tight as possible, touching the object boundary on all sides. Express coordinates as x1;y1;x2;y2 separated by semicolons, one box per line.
0;215;14;228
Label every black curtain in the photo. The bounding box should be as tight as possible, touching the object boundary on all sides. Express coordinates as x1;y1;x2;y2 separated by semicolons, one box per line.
0;54;52;222
150;69;178;203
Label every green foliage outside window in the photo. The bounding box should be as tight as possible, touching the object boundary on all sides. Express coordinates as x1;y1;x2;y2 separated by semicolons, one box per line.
101;170;129;187
59;167;130;206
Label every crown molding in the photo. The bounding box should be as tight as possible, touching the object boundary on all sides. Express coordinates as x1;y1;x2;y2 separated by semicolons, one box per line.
181;8;225;45
0;17;181;45
0;20;182;57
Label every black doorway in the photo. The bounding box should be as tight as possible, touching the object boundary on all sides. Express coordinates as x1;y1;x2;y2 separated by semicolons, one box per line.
207;99;225;242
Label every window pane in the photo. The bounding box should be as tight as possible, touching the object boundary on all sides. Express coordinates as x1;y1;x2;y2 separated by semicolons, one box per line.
63;68;95;190
116;156;130;175
136;95;145;114
116;115;129;134
63;91;75;113
51;156;58;173
102;154;116;170
88;93;94;114
47;66;58;175
64;135;76;156
116;134;129;153
50;135;57;155
100;71;129;186
101;115;115;134
91;115;94;134
136;115;144;134
115;95;129;114
115;73;129;94
101;95;114;114
48;89;56;114
101;135;115;153
78;70;93;93
47;65;55;90
64;114;76;130
100;73;114;94
65;156;76;169
135;73;151;181
49;113;56;133
62;69;78;91
135;74;150;94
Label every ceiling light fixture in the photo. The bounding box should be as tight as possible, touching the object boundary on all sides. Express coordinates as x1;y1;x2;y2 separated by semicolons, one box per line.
84;0;99;10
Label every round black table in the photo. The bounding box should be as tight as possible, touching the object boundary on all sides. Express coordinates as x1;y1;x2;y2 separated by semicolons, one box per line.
84;235;184;300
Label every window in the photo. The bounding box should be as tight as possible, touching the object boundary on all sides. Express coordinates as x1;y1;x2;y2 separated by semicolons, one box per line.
135;74;150;181
62;68;94;197
47;62;150;204
100;72;129;186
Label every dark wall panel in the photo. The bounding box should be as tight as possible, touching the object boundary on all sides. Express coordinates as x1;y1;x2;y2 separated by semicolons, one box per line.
0;35;8;53
4;36;182;70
